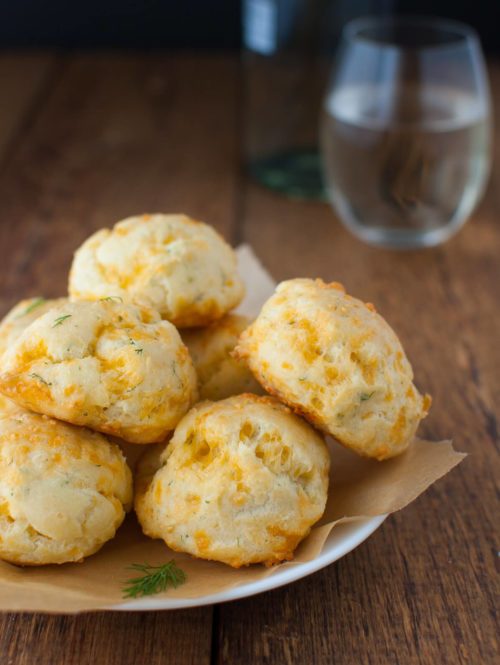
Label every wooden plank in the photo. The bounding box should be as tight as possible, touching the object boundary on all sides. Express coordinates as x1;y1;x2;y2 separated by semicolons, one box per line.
0;51;239;313
0;51;498;665
0;53;57;160
216;64;500;664
0;609;212;665
0;51;241;665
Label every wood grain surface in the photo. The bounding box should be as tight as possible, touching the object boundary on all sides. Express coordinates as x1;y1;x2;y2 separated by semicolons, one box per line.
0;53;498;665
0;53;57;162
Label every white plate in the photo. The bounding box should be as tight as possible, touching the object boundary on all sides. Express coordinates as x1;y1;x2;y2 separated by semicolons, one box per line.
107;248;384;610
113;514;387;611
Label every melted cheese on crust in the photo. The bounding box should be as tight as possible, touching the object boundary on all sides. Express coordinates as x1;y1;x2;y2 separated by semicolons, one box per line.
0;300;198;443
235;279;430;460
68;214;245;327
181;314;264;400
0;396;132;565
135;394;330;568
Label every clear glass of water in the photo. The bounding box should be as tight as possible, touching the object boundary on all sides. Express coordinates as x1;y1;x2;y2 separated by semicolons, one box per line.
320;16;492;249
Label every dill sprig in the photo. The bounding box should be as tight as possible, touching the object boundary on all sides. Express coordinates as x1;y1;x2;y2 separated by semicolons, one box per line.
17;297;46;317
122;561;186;599
129;339;143;354
29;373;52;386
52;314;71;328
100;296;123;303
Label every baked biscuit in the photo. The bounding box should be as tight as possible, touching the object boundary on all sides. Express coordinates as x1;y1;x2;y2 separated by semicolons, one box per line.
68;213;245;327
0;297;68;357
0;394;132;565
135;394;330;567
181;314;265;401
110;436;150;473
234;279;430;460
0;299;198;443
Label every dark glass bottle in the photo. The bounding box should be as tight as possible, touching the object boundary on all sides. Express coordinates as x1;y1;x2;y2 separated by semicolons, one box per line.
242;0;387;200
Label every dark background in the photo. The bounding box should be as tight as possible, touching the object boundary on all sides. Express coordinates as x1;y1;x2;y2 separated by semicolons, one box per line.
0;0;496;53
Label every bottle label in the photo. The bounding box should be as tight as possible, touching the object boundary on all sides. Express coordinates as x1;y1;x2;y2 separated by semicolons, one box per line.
243;0;277;55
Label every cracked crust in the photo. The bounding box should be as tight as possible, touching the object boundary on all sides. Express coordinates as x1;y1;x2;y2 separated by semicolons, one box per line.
0;395;132;565
0;299;198;443
0;297;68;358
234;279;431;460
68;213;245;327
135;394;330;568
181;314;265;400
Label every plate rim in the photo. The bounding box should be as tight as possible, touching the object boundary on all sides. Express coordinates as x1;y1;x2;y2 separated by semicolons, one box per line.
110;513;387;611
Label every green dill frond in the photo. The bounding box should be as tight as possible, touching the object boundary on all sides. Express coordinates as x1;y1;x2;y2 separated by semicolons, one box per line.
29;373;51;386
100;296;123;303
17;297;46;318
52;314;72;328
122;561;186;599
129;339;143;354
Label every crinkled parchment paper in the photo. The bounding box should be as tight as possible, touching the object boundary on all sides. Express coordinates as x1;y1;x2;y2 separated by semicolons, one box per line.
0;246;465;613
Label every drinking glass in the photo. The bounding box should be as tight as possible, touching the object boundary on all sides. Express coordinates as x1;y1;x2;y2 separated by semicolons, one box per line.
320;16;492;249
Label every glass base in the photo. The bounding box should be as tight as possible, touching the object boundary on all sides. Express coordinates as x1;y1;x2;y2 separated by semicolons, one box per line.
348;227;458;250
326;186;473;250
247;148;327;201
338;215;469;250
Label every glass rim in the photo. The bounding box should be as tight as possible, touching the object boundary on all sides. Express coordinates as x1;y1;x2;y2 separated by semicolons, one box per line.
342;15;480;52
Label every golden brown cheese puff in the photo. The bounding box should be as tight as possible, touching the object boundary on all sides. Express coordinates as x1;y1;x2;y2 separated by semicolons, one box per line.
135;394;330;568
181;314;265;401
0;297;68;357
68;213;245;327
109;436;153;473
0;299;198;443
235;279;431;461
0;395;132;565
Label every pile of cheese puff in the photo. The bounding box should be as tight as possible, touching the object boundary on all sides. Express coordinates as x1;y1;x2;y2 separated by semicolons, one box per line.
0;214;430;568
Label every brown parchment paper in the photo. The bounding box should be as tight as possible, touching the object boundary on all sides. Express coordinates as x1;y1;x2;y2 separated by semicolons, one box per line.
0;246;465;613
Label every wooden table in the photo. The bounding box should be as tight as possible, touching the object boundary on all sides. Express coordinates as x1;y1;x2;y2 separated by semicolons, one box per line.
0;52;498;665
